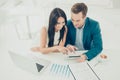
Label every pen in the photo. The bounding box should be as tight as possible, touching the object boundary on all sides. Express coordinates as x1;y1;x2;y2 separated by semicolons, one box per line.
68;55;80;58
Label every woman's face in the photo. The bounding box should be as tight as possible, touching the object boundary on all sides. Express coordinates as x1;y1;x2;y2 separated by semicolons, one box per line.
55;17;65;32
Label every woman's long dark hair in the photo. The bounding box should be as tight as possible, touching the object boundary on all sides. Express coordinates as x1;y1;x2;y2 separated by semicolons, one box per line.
48;8;67;47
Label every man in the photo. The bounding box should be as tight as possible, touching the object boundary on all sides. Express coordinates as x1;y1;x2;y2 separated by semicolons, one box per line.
65;3;103;62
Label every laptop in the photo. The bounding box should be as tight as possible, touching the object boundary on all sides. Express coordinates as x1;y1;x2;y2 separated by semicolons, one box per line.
9;50;51;75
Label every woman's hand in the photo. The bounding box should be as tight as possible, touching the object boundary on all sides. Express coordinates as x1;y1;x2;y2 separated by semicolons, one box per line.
31;47;40;52
57;46;70;54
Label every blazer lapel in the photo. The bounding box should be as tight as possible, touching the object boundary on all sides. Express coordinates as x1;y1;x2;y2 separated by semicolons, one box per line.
83;18;89;47
72;26;76;45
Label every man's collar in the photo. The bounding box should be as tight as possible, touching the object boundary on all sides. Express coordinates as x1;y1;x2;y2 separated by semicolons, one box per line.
78;23;85;30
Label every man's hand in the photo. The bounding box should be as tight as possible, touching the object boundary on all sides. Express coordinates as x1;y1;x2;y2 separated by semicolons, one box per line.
66;45;78;53
76;54;87;62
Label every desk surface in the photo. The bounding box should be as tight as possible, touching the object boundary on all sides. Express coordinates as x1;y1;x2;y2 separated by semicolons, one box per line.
9;44;120;80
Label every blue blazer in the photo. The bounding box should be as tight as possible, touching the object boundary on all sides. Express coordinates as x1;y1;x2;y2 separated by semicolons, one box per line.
65;17;103;61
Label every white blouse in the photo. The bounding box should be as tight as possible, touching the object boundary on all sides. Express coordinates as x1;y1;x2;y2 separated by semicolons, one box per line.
31;27;60;47
54;31;60;46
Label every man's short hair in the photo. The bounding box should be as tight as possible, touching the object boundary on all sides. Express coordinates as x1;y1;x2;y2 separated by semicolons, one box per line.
71;3;88;16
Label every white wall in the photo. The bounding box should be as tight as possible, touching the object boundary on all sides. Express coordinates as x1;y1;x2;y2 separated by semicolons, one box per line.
1;1;120;80
0;0;120;50
87;8;120;50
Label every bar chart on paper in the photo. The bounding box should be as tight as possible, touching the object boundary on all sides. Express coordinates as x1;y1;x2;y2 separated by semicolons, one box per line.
47;63;74;80
41;62;100;80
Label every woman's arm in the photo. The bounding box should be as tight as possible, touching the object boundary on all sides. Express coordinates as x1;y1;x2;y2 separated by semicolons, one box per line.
31;27;63;54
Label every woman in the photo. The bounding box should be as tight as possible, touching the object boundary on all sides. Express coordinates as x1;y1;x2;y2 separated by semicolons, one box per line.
31;8;68;54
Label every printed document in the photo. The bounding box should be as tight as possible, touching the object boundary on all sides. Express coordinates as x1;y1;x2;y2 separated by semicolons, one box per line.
69;62;101;80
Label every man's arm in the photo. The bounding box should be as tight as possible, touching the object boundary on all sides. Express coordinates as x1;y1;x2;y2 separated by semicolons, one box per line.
84;23;103;61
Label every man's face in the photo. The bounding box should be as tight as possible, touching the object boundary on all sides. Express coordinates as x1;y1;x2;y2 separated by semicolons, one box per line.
71;12;86;28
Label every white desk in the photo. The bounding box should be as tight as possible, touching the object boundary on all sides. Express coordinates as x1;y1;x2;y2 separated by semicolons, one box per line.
90;49;120;80
9;43;120;80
